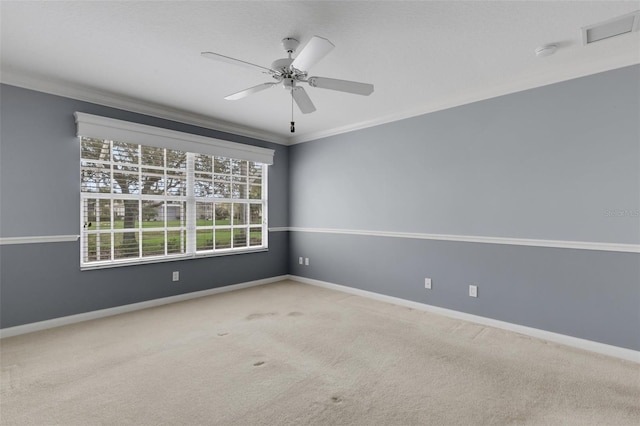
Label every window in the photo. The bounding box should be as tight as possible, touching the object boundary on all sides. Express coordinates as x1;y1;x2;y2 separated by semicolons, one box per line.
76;113;274;269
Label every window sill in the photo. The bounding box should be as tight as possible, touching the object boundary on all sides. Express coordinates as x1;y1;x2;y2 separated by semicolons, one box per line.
80;247;269;271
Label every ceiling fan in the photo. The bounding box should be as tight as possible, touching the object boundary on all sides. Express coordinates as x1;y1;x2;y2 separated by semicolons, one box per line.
201;36;374;132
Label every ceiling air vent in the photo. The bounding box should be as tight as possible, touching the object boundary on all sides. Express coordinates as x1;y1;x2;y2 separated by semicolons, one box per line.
582;10;640;45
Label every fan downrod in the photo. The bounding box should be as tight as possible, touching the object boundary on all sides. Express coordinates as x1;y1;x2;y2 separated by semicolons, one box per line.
281;38;299;54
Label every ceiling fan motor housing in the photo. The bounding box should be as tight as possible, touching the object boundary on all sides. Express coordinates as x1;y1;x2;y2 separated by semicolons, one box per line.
271;58;294;73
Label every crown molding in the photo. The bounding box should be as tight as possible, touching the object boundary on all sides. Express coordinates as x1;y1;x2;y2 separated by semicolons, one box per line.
0;69;289;145
289;56;640;145
3;54;638;147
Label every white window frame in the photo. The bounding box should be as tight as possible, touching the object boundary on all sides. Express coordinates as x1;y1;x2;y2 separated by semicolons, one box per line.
76;112;274;270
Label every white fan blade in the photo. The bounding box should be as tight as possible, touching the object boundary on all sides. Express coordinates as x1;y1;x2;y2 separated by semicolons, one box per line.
201;52;275;74
225;83;277;100
291;36;334;72
307;76;374;96
292;87;316;114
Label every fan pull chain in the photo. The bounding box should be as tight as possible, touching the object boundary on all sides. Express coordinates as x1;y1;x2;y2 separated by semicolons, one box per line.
290;90;295;133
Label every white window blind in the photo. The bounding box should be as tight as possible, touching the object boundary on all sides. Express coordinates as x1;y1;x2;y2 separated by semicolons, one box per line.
76;113;272;269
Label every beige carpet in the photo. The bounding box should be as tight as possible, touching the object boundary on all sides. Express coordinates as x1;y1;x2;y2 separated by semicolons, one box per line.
1;280;639;425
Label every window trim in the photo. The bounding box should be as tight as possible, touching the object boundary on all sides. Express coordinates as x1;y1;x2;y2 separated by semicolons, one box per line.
75;112;274;165
79;247;270;271
76;112;272;270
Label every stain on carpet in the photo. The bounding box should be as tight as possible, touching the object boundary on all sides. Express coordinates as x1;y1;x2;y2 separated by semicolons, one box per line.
287;312;304;317
246;312;278;320
217;332;229;337
253;361;265;367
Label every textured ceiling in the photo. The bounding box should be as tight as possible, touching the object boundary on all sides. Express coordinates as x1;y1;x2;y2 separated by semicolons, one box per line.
1;1;639;145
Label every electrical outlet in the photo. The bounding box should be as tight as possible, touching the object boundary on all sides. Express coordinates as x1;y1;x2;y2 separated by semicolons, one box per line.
469;285;478;297
424;278;432;289
304;257;310;266
299;257;303;265
172;271;180;282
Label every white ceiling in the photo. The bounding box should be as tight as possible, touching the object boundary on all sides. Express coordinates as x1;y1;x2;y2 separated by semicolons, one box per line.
1;1;639;145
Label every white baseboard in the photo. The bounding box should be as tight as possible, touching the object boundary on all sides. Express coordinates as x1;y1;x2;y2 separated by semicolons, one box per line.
0;275;287;339
4;274;638;363
288;275;640;364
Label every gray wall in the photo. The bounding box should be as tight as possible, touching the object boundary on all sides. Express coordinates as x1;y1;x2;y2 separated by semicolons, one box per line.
290;66;639;244
2;66;639;352
289;65;640;351
0;84;289;328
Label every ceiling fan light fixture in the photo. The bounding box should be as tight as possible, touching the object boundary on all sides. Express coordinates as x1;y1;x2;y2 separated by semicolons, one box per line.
283;78;295;90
